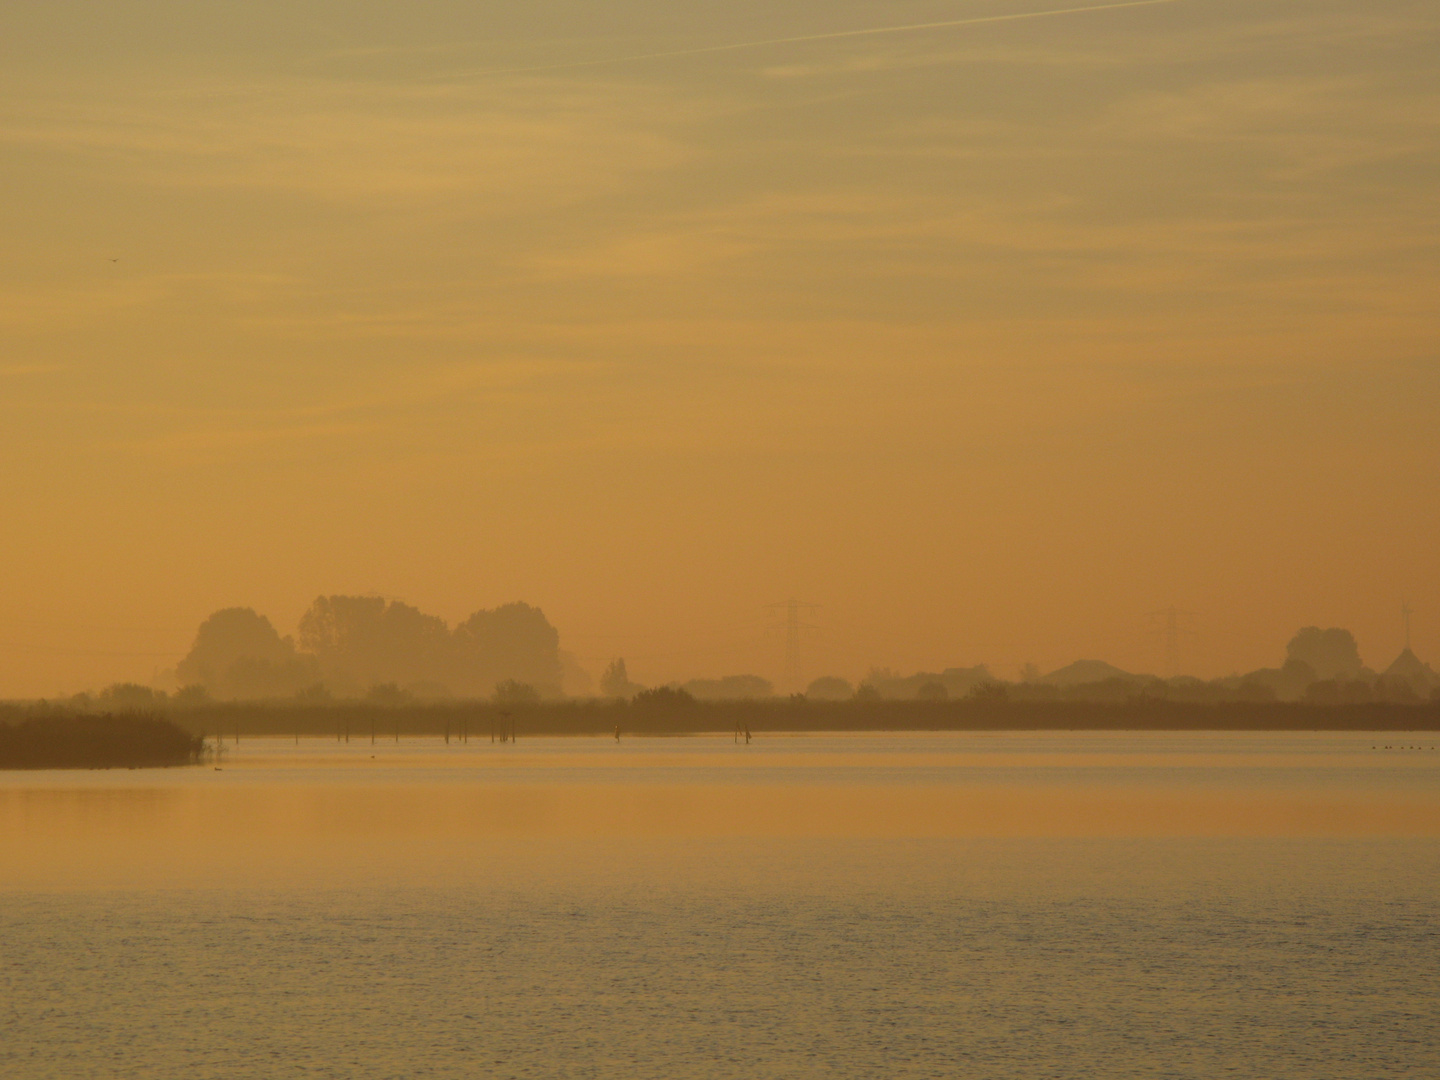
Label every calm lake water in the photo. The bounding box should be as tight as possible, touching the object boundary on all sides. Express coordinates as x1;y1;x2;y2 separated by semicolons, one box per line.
3;732;1438;1078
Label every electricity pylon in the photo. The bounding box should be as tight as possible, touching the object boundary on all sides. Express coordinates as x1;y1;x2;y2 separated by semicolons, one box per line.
1147;607;1196;678
766;599;820;693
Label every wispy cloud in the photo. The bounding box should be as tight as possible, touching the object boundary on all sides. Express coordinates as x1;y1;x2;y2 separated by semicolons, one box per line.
0;76;692;207
430;0;1187;80
0;363;66;376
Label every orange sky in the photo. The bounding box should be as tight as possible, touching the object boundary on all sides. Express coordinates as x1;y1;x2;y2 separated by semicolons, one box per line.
1;0;1437;696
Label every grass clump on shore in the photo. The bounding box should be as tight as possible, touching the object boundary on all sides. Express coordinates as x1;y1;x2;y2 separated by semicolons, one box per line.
0;712;205;770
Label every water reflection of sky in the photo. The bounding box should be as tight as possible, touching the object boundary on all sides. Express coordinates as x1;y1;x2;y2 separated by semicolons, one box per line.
4;732;1438;892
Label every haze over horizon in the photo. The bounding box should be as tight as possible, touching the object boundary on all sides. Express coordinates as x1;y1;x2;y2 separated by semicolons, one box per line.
2;0;1437;697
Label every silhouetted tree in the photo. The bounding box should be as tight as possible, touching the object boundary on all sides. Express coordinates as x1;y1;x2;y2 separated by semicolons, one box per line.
454;603;563;696
366;683;413;706
968;682;1009;703
172;684;211;708
600;658;641;698
806;676;854;701
863;664;996;699
177;608;318;699
1374;676;1420;704
1287;627;1365;683
632;686;696;709
493;679;540;706
683;675;774;700
299;596;451;693
97;683;164;711
560;650;593;696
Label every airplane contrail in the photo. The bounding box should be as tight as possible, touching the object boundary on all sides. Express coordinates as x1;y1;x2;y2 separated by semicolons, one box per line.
435;0;1184;80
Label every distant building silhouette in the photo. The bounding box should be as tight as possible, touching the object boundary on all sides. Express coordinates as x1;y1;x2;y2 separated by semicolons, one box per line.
1380;647;1439;698
1039;659;1146;687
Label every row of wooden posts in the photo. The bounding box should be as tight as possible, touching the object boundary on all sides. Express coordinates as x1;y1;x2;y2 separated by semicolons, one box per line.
214;716;756;746
214;711;519;746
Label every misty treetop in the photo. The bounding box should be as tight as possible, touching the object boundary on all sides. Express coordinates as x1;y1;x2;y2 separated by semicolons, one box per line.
177;597;564;700
599;658;643;699
1285;627;1366;683
176;608;319;700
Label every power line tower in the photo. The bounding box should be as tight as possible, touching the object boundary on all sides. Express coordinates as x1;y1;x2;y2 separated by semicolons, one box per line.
766;599;820;693
1147;607;1196;677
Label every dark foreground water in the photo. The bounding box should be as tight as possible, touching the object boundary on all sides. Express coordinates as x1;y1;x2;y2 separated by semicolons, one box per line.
3;733;1437;1078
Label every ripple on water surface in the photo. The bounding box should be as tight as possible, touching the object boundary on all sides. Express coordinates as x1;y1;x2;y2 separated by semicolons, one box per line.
2;733;1437;1078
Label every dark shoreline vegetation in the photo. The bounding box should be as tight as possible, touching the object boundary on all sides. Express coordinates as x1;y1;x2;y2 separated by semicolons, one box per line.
5;699;1434;743
0;713;206;770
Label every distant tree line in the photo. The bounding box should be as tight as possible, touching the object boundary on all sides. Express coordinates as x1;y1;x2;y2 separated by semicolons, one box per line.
167;597;568;701
802;627;1440;706
7;693;1435;743
37;620;1440;714
124;697;1440;740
